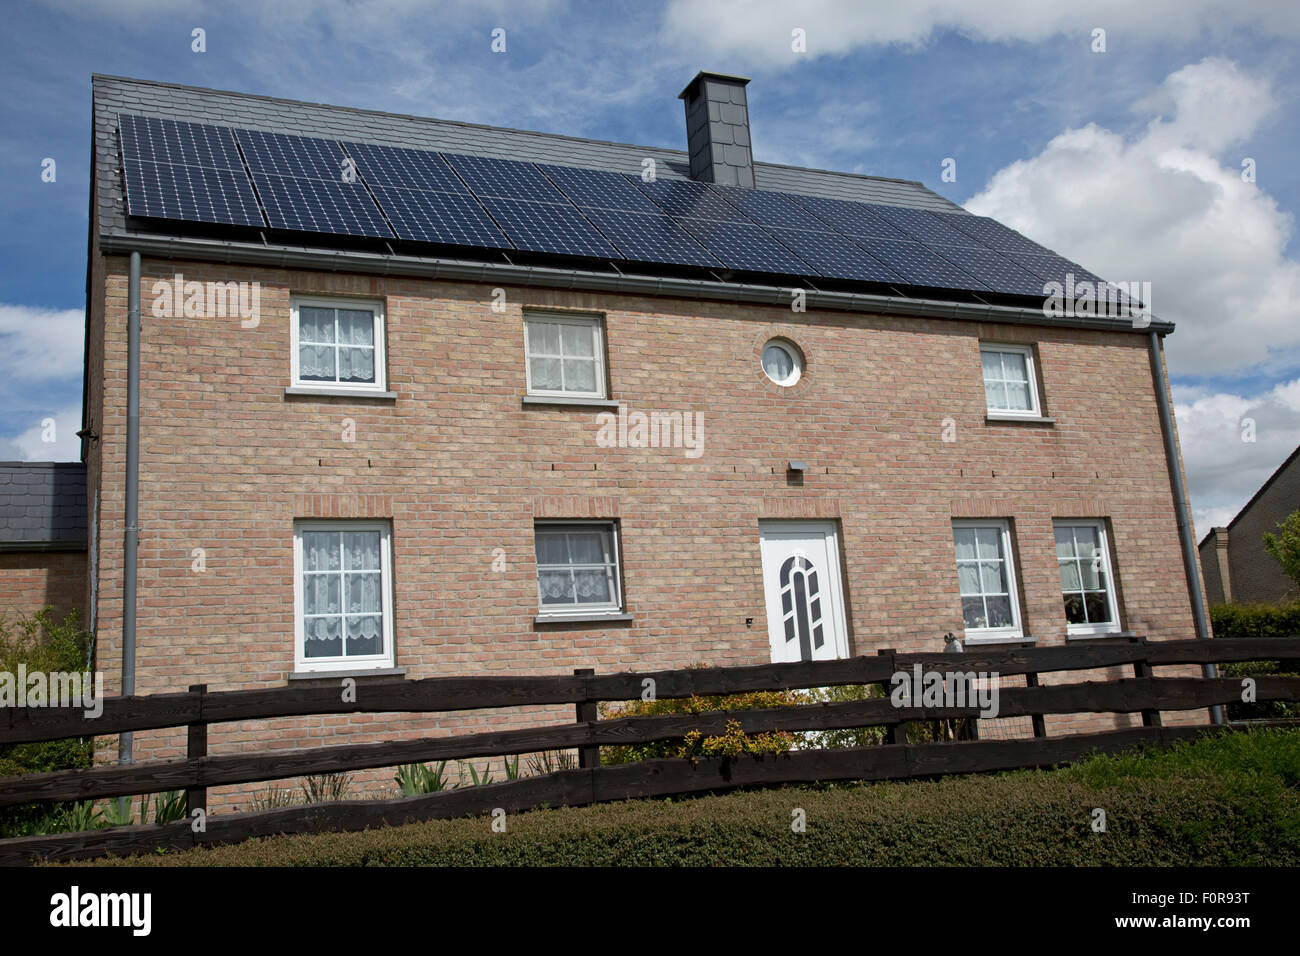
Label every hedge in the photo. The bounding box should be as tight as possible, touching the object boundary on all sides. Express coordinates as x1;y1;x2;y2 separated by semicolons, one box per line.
1210;601;1300;640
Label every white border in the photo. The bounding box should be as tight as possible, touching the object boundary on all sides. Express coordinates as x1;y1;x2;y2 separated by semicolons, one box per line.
523;312;608;400
290;294;388;394
979;343;1041;418
952;517;1025;643
1054;519;1123;637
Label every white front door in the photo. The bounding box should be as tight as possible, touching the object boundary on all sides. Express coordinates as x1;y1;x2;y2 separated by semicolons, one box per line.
759;521;850;663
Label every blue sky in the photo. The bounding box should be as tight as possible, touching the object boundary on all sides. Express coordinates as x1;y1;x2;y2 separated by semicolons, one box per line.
1;0;1298;535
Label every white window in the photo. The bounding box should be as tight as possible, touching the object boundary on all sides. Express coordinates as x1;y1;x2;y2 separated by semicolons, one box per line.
524;313;606;399
293;521;394;672
761;338;803;387
952;519;1024;641
291;296;387;393
1054;520;1122;636
980;344;1040;416
534;522;623;616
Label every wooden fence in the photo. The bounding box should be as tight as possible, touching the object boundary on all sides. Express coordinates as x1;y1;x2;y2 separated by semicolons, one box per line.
1;636;1298;865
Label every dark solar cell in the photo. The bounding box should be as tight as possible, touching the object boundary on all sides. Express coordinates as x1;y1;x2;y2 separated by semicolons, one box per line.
770;228;904;283
443;153;567;202
928;245;1049;296
852;237;990;290
633;178;752;222
235;128;350;182
787;194;911;239
580;208;721;267
710;185;828;230
478;197;617;257
537;164;662;213
123;159;265;227
343;142;468;193
1009;252;1107;286
371;185;512;247
251;173;393;237
677;218;818;275
865;204;986;247
119;114;246;170
932;213;1053;256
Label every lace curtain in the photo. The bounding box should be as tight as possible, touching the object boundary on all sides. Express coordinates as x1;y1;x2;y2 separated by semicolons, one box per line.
303;531;383;646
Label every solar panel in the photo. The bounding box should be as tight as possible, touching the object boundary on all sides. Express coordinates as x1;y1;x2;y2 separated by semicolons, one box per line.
478;197;617;257
865;205;985;247
634;178;752;222
1009;252;1107;286
371;185;511;247
235;129;349;182
712;186;828;231
787;194;911;240
931;213;1052;256
580;208;721;267
852;237;990;290
123;159;266;227
252;174;393;237
537;164;662;213
677;219;817;275
343;142;468;193
928;245;1048;296
443;153;567;202
119;114;246;170
769;228;905;283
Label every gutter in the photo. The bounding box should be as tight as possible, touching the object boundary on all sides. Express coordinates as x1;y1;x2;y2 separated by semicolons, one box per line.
1147;330;1223;724
100;233;1175;336
120;250;140;764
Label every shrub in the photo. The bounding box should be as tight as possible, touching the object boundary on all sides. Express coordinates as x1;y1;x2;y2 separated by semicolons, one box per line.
395;761;449;796
1263;509;1300;592
1209;601;1300;640
599;691;807;764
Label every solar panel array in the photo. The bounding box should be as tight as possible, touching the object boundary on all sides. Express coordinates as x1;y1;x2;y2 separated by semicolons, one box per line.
118;112;1123;303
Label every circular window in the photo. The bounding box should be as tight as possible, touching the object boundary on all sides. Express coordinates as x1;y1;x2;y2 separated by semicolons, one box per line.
761;339;803;386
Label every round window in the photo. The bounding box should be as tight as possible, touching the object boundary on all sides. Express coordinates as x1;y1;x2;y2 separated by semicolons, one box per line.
762;340;803;386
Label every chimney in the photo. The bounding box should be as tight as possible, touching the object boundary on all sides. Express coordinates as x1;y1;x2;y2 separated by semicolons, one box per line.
678;70;755;188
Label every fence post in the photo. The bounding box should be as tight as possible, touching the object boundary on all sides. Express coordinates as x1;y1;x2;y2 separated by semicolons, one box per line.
186;684;208;820
877;649;907;745
1130;636;1162;727
1025;672;1047;738
574;668;599;769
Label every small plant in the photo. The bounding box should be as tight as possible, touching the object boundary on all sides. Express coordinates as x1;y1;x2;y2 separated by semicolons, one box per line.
459;761;494;787
395;761;450;796
152;789;187;825
300;773;353;804
100;796;136;827
502;755;520;780
248;787;298;812
1263;510;1300;592
525;750;577;776
61;800;101;832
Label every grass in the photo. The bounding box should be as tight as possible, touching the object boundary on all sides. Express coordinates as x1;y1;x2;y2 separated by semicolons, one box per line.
50;728;1300;867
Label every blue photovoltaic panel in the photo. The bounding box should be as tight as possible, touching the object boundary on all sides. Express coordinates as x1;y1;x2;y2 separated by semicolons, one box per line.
865;204;986;247
787;194;911;240
478;197;617;257
931;213;1052;256
537;164;662;213
711;185;828;231
677;219;817;275
119;114;246;170
123;159;266;227
1009;252;1107;286
343;142;468;193
370;185;512;247
252;174;393;237
443;153;567;202
633;178;752;222
769;228;905;284
929;245;1050;296
852;237;990;290
580;208;721;267
235;128;348;181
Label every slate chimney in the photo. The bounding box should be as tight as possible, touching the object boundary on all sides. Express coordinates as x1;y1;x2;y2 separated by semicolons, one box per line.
679;70;755;188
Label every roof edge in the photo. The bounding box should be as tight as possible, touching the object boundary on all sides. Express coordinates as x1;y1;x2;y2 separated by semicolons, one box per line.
1219;441;1300;538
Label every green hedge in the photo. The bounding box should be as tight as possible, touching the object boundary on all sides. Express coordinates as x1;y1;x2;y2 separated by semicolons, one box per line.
67;728;1300;867
1210;601;1300;640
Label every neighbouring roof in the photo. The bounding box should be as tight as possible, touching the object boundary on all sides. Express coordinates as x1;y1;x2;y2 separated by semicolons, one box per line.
0;463;88;550
1197;441;1300;548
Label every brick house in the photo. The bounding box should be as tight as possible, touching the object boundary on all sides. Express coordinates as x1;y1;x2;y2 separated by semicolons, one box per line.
0;462;89;624
81;72;1211;797
1199;442;1300;606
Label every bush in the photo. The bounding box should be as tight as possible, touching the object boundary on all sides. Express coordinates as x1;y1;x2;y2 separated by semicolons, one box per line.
1210;601;1300;640
599;691;805;764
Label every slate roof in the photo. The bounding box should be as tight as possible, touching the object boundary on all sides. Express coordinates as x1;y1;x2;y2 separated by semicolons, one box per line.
0;463;88;549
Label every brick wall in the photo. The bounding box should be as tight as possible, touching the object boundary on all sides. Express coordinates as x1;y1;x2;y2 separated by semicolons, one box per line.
86;257;1208;801
0;550;87;623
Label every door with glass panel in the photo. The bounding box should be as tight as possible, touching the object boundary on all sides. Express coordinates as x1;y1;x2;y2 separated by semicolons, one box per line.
759;521;850;663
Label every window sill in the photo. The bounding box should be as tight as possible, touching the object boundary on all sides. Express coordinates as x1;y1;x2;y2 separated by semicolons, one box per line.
285;386;398;400
288;667;406;681
534;612;634;625
984;413;1055;425
522;395;620;409
1065;630;1135;642
962;633;1035;646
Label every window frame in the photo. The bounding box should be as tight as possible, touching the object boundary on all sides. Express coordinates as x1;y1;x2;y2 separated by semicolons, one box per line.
979;343;1042;418
523;312;608;400
761;338;803;387
290;294;388;395
292;519;396;673
951;518;1025;644
533;520;625;618
1054;519;1123;637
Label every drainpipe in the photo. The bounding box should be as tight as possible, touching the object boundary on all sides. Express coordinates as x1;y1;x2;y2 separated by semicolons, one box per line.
119;250;140;764
1148;330;1224;725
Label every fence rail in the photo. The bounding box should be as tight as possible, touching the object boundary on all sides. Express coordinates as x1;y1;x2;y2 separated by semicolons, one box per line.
1;636;1297;865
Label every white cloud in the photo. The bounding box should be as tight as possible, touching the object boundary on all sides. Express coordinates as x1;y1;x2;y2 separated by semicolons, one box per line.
1174;378;1300;540
662;1;1300;63
6;405;82;462
0;304;85;382
964;58;1299;378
